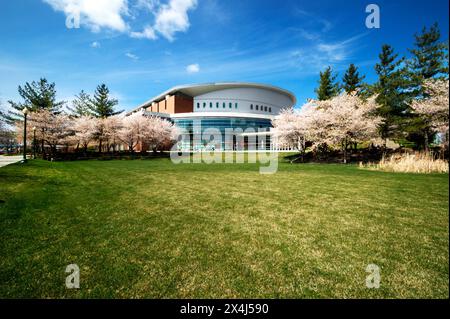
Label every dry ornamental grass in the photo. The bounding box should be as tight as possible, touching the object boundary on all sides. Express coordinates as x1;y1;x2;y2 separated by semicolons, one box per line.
360;152;449;174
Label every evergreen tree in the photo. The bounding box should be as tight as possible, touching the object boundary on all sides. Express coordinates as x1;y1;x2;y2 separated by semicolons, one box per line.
2;78;65;124
0;100;6;125
315;66;340;100
342;64;366;94
88;84;122;118
409;23;449;87
406;23;449;150
372;44;411;147
68;90;93;117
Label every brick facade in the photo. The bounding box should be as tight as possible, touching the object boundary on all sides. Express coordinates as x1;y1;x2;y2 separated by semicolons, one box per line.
146;93;193;114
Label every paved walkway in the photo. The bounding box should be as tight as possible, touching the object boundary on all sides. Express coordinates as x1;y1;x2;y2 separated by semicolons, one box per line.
0;155;24;168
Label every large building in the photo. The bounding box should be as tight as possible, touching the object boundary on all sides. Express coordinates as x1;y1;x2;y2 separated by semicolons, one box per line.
127;82;296;151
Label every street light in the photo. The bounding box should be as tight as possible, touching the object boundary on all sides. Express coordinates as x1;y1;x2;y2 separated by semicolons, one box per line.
22;107;29;163
32;126;37;159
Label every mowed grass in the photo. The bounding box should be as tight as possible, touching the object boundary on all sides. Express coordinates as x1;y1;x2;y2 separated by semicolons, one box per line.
0;156;448;298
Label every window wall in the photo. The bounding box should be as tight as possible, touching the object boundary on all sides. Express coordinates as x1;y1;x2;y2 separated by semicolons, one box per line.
173;117;272;151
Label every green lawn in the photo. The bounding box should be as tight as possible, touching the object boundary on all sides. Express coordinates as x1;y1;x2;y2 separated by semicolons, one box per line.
0;157;448;298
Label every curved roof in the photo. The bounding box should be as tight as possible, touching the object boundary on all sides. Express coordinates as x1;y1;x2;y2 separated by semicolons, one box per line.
127;82;296;115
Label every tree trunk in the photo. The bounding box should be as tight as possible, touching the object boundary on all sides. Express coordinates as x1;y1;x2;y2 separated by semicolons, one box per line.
343;139;347;164
382;138;387;158
424;130;429;153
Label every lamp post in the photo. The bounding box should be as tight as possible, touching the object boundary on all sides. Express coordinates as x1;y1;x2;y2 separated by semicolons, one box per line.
32;126;37;159
22;107;29;163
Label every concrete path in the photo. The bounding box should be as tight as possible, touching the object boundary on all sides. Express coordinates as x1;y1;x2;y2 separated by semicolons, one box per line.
0;155;24;168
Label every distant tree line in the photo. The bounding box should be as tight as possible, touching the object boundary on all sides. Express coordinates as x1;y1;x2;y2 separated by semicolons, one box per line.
0;79;177;158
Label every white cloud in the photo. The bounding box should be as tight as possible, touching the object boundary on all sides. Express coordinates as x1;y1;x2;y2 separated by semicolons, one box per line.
42;0;198;41
91;41;101;48
43;0;129;32
154;0;198;41
126;53;139;60
186;63;199;73
130;26;157;40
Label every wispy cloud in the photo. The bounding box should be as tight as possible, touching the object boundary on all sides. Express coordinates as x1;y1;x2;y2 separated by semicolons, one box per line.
130;26;157;40
133;0;159;12
316;33;368;62
91;41;101;48
96;32;368;84
125;53;139;60
289;33;368;73
294;8;333;33
295;28;321;41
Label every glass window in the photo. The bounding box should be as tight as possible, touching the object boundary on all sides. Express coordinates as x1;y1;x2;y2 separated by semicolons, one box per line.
264;106;267;112
269;107;272;113
229;103;232;109
216;102;219;108
250;104;253;110
210;102;213;108
223;102;226;108
235;103;238;109
256;105;259;110
197;103;200;108
203;102;206;108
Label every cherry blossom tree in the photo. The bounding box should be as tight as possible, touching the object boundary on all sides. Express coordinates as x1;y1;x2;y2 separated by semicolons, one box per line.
14;109;180;156
0;124;15;152
103;115;123;152
19;109;73;157
272;104;315;153
118;112;147;152
273;92;382;163
142;116;178;152
70;115;97;153
313;93;381;163
411;78;449;148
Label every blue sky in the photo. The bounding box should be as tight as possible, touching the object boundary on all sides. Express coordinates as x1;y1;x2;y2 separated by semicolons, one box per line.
0;0;448;111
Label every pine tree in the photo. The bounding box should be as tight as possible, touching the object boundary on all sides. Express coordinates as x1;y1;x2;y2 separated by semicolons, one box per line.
409;23;449;87
88;84;122;153
372;44;411;147
342;64;366;94
2;78;65;124
88;84;122;118
315;66;340;101
0;100;6;126
68;90;93;117
406;23;449;151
